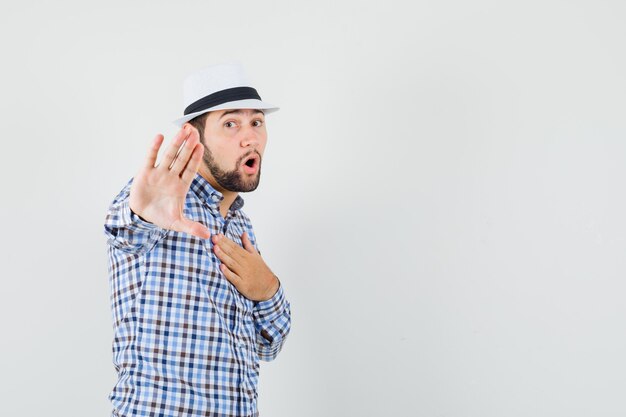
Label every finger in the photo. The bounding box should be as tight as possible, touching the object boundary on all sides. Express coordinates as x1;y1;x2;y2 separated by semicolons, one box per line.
166;129;191;170
181;143;204;183
220;263;243;286
170;132;199;175
157;126;191;171
241;232;258;254
213;243;241;272
215;234;246;262
145;134;164;169
171;218;211;240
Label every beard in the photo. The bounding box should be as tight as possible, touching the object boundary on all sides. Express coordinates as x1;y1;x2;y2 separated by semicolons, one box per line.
202;145;261;192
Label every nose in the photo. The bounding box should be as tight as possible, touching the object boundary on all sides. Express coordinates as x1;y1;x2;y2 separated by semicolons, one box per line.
240;124;261;148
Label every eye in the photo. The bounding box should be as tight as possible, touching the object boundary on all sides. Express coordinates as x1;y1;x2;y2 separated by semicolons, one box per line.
224;121;237;128
253;120;264;127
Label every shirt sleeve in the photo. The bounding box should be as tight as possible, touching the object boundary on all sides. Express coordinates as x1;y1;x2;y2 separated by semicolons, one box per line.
252;278;292;362
103;178;168;254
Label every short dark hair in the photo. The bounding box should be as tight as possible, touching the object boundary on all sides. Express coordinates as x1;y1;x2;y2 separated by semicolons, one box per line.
188;112;210;143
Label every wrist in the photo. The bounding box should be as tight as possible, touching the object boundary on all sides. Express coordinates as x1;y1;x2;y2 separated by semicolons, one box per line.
262;274;280;301
130;205;152;224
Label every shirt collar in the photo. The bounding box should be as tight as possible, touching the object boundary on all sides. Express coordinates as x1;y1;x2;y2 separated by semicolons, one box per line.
190;172;245;212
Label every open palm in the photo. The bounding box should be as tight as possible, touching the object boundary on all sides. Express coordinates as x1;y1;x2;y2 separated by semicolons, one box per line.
129;125;211;239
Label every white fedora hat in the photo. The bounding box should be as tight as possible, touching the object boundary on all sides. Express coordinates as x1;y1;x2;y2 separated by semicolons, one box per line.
172;62;279;126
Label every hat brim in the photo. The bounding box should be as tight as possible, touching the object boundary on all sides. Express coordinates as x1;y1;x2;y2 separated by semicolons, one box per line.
172;99;279;127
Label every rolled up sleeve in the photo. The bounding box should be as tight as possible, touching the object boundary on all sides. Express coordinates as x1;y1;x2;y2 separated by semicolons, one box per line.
103;178;167;255
253;279;291;361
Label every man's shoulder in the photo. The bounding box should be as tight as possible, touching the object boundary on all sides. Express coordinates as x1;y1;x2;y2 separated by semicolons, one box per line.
107;177;134;207
182;186;216;226
184;185;206;208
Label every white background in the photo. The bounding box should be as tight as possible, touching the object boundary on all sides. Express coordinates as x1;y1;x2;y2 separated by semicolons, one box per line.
1;1;625;416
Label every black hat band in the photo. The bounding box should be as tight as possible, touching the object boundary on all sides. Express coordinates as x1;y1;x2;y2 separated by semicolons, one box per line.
184;86;262;116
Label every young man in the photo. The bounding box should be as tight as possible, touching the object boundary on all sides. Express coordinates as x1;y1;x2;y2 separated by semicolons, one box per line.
104;63;291;417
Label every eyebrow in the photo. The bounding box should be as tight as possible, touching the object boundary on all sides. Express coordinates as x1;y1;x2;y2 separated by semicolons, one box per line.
219;109;265;120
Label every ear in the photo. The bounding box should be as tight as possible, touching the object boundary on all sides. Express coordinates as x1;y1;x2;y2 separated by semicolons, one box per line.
183;122;202;141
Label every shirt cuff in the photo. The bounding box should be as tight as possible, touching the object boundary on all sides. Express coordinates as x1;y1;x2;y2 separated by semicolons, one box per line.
121;200;160;232
253;279;287;323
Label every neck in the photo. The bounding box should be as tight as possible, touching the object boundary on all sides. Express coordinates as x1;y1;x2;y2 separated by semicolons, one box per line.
198;168;238;218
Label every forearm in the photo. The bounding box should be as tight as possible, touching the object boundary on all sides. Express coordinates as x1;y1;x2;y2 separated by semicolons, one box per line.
104;178;167;254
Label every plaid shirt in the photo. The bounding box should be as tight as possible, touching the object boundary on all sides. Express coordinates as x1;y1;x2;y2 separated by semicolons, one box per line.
103;173;291;417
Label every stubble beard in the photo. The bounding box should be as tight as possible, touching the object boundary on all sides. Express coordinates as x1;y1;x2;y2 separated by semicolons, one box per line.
202;145;261;192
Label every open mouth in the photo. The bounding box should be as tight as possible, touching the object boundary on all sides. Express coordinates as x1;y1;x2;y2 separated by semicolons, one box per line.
242;154;260;173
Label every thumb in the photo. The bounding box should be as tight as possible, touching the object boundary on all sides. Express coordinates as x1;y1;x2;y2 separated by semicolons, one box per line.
241;231;257;253
175;218;211;240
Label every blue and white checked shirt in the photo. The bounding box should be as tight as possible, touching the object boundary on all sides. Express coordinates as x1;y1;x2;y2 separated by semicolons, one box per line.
104;172;291;417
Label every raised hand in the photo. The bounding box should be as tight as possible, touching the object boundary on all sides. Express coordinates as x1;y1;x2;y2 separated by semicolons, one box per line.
129;125;211;239
212;232;280;301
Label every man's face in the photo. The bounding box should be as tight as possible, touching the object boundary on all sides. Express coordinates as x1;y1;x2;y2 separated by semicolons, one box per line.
189;108;267;193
